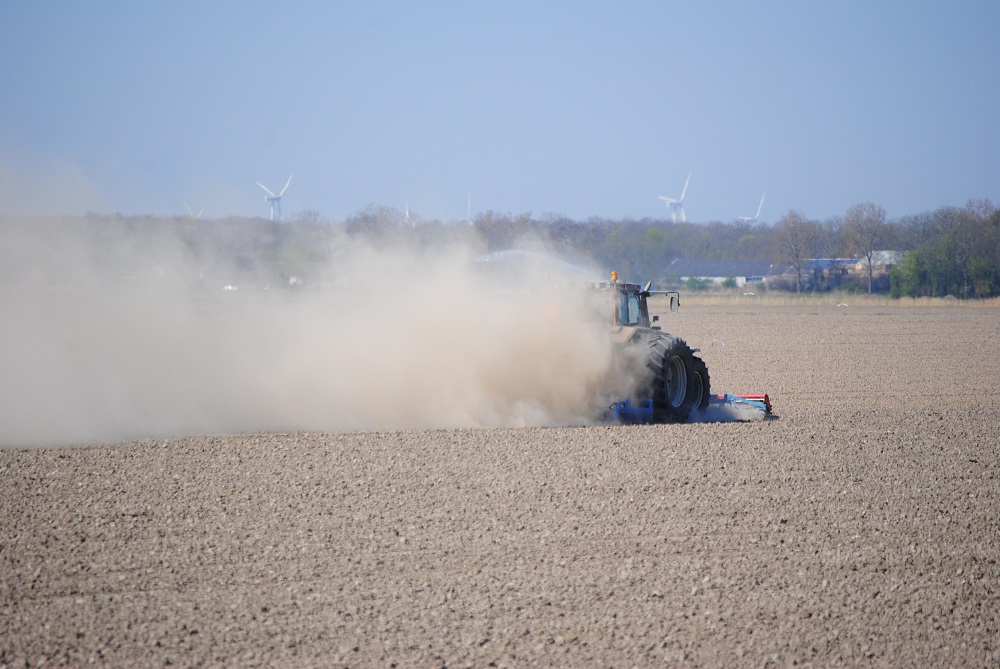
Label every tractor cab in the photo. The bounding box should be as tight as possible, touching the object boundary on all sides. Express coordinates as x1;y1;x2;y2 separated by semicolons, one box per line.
591;272;679;330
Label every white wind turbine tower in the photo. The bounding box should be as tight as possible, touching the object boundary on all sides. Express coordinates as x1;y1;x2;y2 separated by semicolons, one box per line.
256;173;293;222
658;172;690;222
737;193;766;223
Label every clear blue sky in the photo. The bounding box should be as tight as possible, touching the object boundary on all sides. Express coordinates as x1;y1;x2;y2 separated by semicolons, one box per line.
2;1;998;223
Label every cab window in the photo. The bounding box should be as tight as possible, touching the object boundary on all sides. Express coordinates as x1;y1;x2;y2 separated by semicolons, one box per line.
616;291;642;325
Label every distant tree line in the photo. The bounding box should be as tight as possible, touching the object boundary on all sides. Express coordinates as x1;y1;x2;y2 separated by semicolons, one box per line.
3;198;997;298
889;201;1000;298
461;199;999;298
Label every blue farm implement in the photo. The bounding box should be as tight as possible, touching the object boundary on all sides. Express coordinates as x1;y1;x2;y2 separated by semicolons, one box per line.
608;393;772;424
713;393;772;414
607;399;656;424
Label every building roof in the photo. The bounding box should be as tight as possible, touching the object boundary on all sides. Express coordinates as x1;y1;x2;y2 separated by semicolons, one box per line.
804;258;856;272
864;250;906;267
664;258;784;279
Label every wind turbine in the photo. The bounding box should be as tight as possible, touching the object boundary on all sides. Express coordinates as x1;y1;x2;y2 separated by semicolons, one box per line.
256;173;293;222
658;172;690;222
737;193;766;223
183;201;204;219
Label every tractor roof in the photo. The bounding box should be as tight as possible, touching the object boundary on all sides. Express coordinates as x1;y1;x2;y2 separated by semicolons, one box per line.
589;279;643;291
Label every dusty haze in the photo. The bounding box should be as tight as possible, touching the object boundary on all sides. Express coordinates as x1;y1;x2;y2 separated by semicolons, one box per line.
0;220;628;445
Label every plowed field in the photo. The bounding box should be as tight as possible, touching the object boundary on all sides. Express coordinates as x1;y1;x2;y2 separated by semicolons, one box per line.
3;304;998;667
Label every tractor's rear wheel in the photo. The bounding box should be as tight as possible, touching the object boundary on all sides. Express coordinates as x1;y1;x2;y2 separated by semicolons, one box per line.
690;355;711;412
643;336;696;422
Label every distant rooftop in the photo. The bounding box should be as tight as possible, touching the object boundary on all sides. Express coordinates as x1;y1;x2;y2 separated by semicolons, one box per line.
664;259;785;279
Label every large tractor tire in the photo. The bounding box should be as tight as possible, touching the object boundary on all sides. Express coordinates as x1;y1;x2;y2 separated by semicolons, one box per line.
643;336;696;422
690;355;711;412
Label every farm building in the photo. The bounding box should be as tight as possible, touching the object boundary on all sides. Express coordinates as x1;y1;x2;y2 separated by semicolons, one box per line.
663;259;785;288
855;250;906;274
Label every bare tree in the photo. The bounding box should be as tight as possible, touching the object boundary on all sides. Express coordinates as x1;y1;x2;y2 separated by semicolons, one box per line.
843;201;887;293
773;210;818;292
473;210;535;252
345;203;406;238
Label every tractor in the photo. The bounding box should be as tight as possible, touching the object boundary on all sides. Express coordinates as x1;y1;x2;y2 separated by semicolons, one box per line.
474;251;728;423
593;272;711;423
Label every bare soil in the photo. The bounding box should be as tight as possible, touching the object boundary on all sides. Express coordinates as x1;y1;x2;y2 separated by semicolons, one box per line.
2;304;999;667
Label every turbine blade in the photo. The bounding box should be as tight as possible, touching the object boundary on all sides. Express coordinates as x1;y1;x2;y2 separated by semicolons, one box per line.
756;193;765;218
279;173;294;196
257;181;276;197
184;201;194;216
680;173;690;201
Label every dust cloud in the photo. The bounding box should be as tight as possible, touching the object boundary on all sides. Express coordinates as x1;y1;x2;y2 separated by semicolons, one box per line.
689;403;767;423
0;220;623;445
